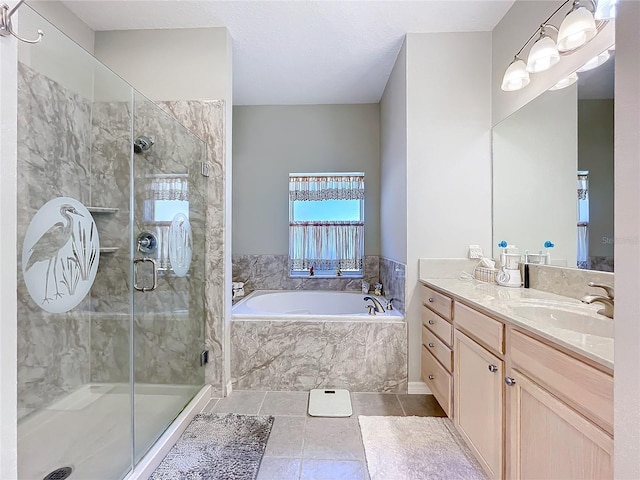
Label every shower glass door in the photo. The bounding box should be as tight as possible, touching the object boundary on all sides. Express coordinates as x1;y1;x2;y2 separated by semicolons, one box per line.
15;6;207;479
131;93;207;463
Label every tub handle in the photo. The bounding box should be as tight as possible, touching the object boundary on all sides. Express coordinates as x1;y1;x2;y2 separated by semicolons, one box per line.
366;304;377;315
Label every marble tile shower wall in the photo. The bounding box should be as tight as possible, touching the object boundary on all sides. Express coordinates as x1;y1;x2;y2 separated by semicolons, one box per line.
89;99;208;388
158;100;226;394
17;63;93;418
379;257;406;313
16;63;219;418
232;254;380;295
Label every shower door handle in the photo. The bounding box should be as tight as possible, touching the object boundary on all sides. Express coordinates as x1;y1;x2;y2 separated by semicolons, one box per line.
133;258;158;292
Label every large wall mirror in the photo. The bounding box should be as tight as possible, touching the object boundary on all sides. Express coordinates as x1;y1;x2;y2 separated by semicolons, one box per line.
492;52;614;272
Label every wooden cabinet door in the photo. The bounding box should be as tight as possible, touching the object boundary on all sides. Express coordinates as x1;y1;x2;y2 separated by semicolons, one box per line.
454;330;503;479
506;369;613;480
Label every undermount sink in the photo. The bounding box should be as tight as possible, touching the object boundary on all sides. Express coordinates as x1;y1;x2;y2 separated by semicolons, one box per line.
510;301;613;338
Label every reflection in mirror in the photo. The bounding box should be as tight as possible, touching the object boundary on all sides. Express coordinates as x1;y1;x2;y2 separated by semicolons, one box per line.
493;54;614;272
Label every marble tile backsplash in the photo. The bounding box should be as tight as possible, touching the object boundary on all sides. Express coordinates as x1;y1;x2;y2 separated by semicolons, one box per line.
232;254;380;295
528;264;614;300
379;257;406;313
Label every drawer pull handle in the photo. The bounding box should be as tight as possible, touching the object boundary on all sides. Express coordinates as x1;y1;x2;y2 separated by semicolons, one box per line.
488;364;498;373
428;298;434;303
428;320;435;325
505;376;516;386
428;343;435;348
428;375;435;380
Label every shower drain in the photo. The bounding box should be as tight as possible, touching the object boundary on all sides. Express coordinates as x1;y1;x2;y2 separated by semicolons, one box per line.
43;466;73;480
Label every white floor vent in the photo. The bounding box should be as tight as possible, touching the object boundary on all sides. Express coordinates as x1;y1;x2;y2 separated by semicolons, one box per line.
308;389;352;417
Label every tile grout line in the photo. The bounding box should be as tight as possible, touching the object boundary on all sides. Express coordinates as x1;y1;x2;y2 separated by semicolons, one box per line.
256;391;268;415
298;414;308;479
396;394;408;416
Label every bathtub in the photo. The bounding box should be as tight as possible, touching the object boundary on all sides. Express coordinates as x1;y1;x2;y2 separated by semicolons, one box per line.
231;290;407;392
232;290;404;320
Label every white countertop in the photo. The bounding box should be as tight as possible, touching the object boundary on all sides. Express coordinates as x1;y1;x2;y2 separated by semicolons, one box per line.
420;277;614;371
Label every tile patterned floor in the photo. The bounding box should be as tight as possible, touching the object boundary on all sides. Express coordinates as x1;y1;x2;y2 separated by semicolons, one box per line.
200;391;446;480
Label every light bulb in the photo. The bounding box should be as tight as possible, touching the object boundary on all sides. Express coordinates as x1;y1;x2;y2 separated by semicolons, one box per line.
549;72;579;91
501;57;530;91
577;50;611;72
526;32;560;73
557;2;597;52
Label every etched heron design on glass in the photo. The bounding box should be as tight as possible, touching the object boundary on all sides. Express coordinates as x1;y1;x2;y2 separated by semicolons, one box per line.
24;204;84;303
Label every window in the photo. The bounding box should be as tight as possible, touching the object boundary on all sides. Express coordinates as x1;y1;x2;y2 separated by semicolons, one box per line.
144;174;189;271
289;173;365;277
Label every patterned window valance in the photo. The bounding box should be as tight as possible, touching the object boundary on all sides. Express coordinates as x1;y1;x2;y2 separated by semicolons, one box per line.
289;174;365;201
146;174;189;201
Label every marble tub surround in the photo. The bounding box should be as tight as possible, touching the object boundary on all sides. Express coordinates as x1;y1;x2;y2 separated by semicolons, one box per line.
528;264;614;300
231;318;407;392
232;254;380;295
379;257;406;313
420;277;613;370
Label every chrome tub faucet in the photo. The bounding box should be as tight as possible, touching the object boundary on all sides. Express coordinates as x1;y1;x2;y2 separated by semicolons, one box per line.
364;296;385;314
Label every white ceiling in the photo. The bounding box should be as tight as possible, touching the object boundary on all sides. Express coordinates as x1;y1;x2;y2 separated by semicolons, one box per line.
62;1;514;105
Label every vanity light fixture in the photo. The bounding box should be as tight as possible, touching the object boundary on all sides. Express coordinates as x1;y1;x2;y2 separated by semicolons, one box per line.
501;0;613;92
577;49;611;72
501;57;530;91
549;72;579;90
526;25;560;73
557;0;597;52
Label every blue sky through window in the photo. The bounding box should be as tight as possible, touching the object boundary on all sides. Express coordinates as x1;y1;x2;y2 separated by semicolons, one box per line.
292;199;361;222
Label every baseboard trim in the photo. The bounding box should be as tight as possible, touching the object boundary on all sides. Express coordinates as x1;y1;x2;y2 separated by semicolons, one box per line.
408;381;431;394
126;384;212;479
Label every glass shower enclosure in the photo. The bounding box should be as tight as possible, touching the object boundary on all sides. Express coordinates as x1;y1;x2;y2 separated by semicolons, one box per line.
16;7;207;479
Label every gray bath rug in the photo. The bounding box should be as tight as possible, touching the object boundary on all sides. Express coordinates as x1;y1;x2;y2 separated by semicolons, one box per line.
150;413;274;480
359;416;486;480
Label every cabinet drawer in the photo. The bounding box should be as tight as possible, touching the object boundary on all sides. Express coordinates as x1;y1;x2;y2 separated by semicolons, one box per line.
454;302;504;354
421;284;452;320
422;325;453;372
510;330;613;435
421;345;452;417
422;307;453;346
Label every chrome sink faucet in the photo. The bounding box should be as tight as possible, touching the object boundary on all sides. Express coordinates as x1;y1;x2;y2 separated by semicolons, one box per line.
581;282;614;319
364;296;385;314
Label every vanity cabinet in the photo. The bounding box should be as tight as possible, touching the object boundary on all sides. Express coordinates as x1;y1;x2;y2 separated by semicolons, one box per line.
453;301;505;479
506;330;613;479
454;329;503;479
420;284;453;416
419;281;614;480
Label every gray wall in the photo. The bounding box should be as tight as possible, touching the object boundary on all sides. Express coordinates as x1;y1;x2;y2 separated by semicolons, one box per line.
404;32;493;383
615;2;640;476
493;85;578;266
95;28;231;102
578;99;614;259
380;41;407;264
232;104;381;256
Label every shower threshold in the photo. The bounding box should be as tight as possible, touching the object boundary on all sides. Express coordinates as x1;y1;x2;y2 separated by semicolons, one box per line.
18;383;201;480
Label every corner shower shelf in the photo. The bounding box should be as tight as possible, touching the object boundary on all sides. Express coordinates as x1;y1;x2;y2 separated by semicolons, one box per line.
87;206;119;214
99;247;119;254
